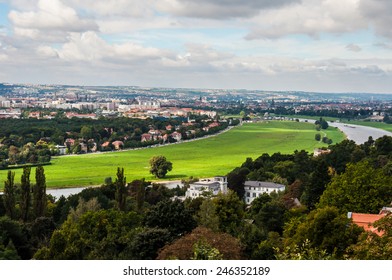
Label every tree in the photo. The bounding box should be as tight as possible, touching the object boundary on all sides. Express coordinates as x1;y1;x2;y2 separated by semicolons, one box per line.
157;227;243;260
149;156;172;178
115;167;127;211
144;199;196;237
0;216;31;259
212;191;245;236
282;206;362;258
128;228;172;260
129;179;146;213
227;167;249;199
197;199;220;232
34;209;141;260
192;239;223;260
318;161;392;213
301;159;330;210
33;166;47;218
315;133;321;141
3;171;16;219
20;167;31;222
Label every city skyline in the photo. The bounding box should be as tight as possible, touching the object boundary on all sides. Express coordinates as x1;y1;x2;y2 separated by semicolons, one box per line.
0;0;392;93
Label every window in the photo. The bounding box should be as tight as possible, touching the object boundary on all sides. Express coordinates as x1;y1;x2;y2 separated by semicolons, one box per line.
246;192;250;197
252;193;256;197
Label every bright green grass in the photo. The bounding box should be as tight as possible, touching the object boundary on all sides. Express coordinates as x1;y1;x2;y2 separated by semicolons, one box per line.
0;121;344;189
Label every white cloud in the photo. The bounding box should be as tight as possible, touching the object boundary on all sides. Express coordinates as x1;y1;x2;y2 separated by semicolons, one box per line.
52;31;170;64
156;0;300;19
359;0;392;39
36;45;59;58
346;43;362;52
66;0;154;17
246;0;364;39
8;0;97;38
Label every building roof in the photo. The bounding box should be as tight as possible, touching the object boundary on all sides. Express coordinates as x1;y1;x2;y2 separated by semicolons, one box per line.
244;181;285;189
348;212;386;236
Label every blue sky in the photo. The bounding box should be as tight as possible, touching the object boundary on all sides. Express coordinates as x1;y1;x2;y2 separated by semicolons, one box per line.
0;0;392;93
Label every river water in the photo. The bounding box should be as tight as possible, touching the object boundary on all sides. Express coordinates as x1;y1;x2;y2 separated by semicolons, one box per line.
298;118;392;144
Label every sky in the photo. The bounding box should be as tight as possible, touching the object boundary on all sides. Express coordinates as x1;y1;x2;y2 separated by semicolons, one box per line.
0;0;392;93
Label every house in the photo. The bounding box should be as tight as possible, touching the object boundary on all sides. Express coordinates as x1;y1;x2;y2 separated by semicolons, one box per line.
244;181;286;204
112;140;124;150
313;148;331;157
141;133;152;142
166;125;173;131
55;145;67;155
186;177;228;198
28;111;41;119
64;138;75;148
347;212;387;236
101;141;110;149
171;132;182;142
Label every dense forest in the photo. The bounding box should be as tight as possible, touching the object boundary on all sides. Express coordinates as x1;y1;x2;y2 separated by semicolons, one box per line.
0;135;391;260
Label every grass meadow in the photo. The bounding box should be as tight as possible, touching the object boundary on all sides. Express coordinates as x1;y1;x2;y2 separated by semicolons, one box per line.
0;121;344;189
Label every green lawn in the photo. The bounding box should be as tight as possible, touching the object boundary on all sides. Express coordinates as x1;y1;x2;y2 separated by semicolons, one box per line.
0;121;344;189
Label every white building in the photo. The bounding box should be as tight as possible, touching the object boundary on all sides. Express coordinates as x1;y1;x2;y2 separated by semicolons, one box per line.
186;177;228;198
244;181;286;204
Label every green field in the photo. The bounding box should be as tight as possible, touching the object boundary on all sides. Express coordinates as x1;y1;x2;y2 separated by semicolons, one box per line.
0;121;344;189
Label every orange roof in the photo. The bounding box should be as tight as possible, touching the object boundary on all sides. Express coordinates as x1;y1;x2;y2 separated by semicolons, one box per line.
349;212;386;236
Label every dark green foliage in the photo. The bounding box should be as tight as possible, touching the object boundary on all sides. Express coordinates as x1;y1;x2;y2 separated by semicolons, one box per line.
318;160;392;213
149;155;173;178
129;179;147;213
144;184;172;205
315;133;321;141
315;118;329;129
144;199;197;237
20;167;31;222
254;201;286;234
29;217;56;250
34;209;141;260
301;159;330;210
325;139;357;173
227;167;249;199
374;135;392;156
212;191;245;236
283;206;362;258
0;216;31;259
255;231;282;260
0;238;21;260
33;166;47;218
237;223;266;259
3;171;16;219
115;167;127;211
128;228;172;260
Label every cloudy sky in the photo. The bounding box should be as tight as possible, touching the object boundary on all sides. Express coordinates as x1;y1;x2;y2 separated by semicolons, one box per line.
0;0;392;93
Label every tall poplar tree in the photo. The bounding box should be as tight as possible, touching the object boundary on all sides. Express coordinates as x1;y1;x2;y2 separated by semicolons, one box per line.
20;167;31;222
115;167;127;211
33;166;47;218
3;171;16;219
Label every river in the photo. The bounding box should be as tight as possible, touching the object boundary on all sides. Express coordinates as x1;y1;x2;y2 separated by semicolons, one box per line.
298;118;392;144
